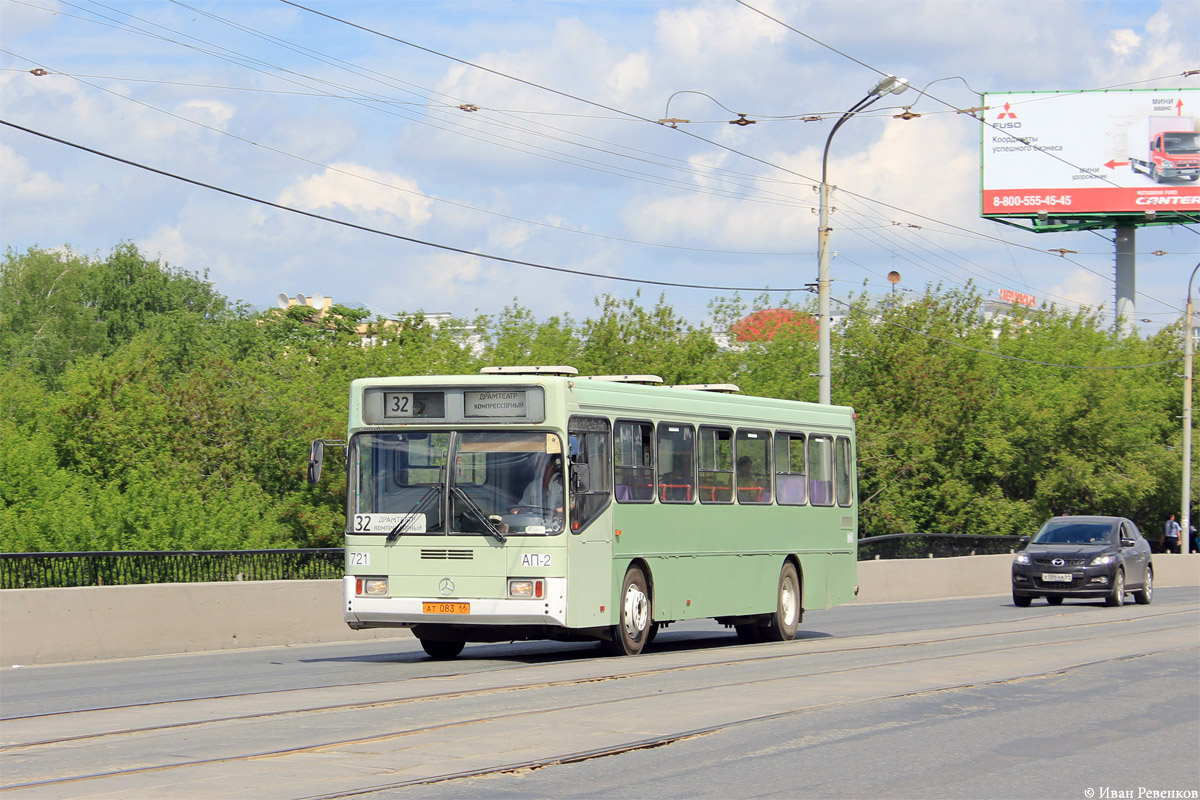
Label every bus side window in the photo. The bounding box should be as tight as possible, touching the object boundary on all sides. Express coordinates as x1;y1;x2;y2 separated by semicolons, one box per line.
698;426;733;503
735;429;772;504
835;436;854;507
614;420;654;502
657;423;695;503
808;435;834;506
775;432;807;505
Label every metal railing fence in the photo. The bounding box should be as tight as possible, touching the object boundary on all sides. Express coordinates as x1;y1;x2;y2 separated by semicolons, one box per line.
1;535;1021;589
0;549;343;589
857;533;1024;560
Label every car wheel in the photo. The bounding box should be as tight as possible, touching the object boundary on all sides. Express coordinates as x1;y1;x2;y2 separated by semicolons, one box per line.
1013;592;1033;608
1134;566;1153;605
1046;595;1064;606
1105;568;1125;607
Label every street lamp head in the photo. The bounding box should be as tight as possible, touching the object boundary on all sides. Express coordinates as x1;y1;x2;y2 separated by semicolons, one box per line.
870;75;910;97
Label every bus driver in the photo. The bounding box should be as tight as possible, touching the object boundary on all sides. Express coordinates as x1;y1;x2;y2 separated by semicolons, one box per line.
511;455;564;525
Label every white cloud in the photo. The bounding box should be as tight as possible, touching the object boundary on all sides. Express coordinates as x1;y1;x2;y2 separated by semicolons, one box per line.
275;164;433;226
176;99;236;131
1088;5;1190;86
653;1;787;63
1050;268;1109;311
607;51;651;102
0;143;71;201
1107;29;1142;58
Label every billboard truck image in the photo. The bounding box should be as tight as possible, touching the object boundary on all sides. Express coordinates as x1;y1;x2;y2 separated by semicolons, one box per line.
1127;116;1200;183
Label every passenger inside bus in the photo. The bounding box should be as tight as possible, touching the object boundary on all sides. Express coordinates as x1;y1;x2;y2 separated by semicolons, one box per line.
736;456;762;502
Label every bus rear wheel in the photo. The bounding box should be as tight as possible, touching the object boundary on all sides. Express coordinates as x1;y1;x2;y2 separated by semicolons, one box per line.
604;566;651;656
420;638;465;659
762;562;800;642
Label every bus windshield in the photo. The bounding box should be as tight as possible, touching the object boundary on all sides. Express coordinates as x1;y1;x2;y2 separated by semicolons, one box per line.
350;430;565;536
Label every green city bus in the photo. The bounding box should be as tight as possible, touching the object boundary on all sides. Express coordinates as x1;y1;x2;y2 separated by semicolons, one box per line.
309;366;858;658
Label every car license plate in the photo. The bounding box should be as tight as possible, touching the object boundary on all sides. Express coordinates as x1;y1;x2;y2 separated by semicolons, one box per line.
1041;573;1073;583
423;602;470;614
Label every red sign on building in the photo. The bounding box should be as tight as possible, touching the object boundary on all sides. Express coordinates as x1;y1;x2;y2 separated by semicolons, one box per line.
998;288;1037;307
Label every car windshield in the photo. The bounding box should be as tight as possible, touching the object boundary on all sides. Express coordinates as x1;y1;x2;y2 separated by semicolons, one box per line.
1030;521;1115;545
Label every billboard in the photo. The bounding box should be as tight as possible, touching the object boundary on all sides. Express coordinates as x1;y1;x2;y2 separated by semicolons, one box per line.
981;89;1200;219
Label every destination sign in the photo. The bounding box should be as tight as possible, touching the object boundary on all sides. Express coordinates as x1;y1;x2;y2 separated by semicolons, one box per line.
465;390;528;418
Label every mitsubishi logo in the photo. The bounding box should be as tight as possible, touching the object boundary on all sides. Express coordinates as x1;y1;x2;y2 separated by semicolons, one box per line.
997;102;1017;120
438;578;455;596
1052;558;1065;567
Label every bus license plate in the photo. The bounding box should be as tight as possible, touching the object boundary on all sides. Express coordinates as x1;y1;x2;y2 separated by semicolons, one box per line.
1041;573;1073;583
423;602;470;614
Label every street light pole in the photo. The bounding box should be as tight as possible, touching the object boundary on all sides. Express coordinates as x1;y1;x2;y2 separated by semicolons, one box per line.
817;75;909;405
1182;263;1198;555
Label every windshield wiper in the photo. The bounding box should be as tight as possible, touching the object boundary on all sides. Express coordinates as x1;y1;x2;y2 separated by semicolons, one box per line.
387;485;441;543
452;486;507;543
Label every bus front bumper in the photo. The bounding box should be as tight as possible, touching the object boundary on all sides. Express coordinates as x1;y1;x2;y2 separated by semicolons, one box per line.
343;576;569;629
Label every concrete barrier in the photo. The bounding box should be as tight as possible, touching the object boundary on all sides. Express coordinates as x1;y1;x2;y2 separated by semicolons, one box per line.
3;555;1197;666
0;580;404;667
855;552;1199;604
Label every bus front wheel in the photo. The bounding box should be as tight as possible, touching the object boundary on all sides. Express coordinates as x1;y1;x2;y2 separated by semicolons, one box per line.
420;638;465;659
605;566;651;656
762;562;800;642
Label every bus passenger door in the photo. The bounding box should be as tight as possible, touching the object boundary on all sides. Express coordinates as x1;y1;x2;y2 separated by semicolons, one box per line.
565;420;614;628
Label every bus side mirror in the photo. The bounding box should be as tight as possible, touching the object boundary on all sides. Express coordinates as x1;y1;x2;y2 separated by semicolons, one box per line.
571;463;591;493
307;440;325;485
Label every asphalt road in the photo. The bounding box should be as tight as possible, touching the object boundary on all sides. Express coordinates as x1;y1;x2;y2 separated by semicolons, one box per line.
2;589;1198;799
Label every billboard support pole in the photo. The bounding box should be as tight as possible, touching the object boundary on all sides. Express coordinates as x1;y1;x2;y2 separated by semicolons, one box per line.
1114;225;1136;338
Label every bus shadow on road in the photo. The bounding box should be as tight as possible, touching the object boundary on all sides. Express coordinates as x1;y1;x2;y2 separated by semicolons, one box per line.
301;628;836;666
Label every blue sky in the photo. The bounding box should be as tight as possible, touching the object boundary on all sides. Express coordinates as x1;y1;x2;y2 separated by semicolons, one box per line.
1;0;1197;335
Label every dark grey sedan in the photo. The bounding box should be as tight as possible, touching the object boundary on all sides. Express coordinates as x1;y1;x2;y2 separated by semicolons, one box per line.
1012;516;1153;607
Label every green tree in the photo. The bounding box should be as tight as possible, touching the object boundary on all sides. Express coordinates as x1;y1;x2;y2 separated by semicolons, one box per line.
0;246;104;382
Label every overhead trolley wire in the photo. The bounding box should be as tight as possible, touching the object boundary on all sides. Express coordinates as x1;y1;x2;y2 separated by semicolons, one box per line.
9;0;1194;315
2;48;819;256
278;0;1195;308
1;120;1183;372
0;118;814;294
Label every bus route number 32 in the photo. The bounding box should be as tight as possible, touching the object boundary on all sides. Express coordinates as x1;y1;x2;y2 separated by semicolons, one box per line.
383;392;414;418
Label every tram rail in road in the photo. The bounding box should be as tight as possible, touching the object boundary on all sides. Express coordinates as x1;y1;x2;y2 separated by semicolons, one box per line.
2;594;1197;799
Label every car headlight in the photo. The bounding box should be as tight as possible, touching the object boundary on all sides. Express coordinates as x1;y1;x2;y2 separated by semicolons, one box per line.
1014;553;1030;565
1089;554;1116;567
